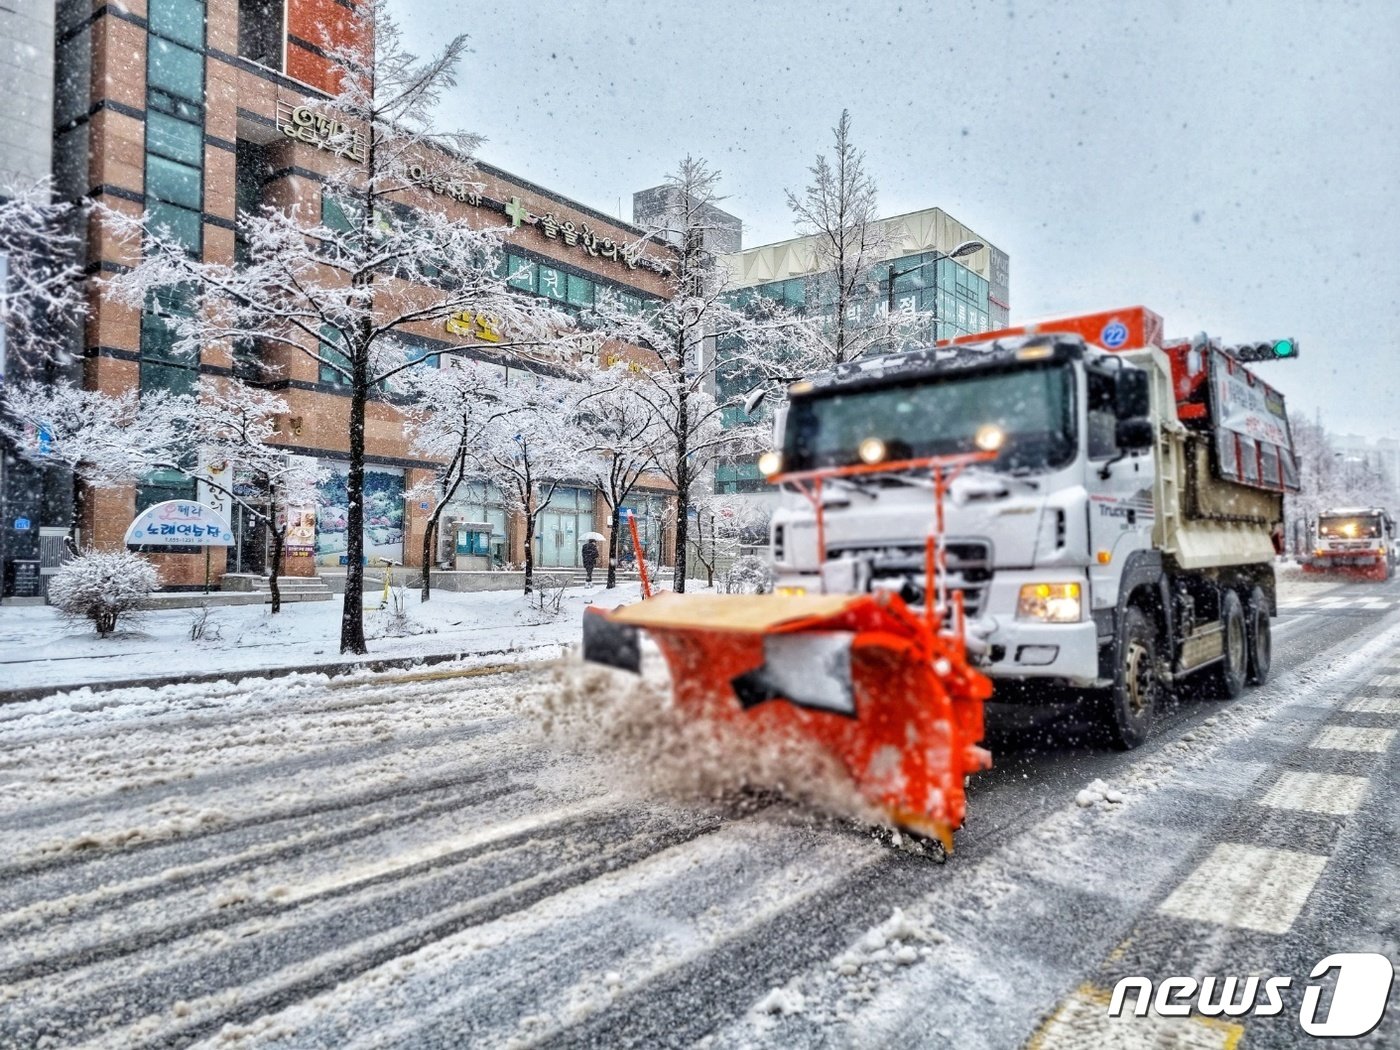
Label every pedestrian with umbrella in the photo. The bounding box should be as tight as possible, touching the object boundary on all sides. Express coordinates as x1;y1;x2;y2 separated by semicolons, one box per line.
581;532;603;584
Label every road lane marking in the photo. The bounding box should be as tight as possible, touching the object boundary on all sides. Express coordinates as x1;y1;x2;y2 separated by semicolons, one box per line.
1257;772;1370;815
1343;695;1400;714
1309;726;1396;753
1157;844;1328;934
1027;984;1243;1050
1366;673;1400;687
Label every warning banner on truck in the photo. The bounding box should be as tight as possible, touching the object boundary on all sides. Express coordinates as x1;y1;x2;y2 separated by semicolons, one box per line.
1208;349;1298;492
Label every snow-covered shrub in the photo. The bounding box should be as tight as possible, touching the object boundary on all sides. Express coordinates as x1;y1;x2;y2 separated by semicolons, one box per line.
369;584;434;639
48;550;159;637
723;556;774;595
530;574;569;618
188;604;224;642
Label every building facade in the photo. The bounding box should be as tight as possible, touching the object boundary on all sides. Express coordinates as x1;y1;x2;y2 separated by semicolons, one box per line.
714;206;1009;493
30;0;677;591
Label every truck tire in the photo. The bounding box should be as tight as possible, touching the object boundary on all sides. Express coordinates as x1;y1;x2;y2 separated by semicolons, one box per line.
1209;589;1247;699
1101;605;1158;750
1246;585;1271;686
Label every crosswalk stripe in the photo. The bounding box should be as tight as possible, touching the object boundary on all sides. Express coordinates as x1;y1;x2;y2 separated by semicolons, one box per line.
1343;695;1400;714
1310;726;1396;753
1257;772;1370;815
1157;844;1328;934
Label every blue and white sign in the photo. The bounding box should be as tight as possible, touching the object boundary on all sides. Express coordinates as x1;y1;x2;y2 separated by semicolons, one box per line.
1100;319;1129;349
123;501;235;546
13;517;30;531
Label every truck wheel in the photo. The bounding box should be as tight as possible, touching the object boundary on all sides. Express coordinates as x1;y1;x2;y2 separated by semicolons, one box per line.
1102;605;1158;750
1246;585;1271;686
1210;590;1247;699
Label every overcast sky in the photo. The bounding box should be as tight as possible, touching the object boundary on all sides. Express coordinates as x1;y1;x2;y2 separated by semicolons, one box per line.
393;0;1400;441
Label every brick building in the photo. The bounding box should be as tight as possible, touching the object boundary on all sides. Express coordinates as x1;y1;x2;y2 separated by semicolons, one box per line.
41;0;675;590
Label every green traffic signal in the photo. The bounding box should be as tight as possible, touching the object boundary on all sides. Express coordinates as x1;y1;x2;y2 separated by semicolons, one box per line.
1272;338;1297;358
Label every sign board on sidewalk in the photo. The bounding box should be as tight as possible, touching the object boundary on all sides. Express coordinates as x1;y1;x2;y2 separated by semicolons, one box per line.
123;501;235;546
4;559;41;598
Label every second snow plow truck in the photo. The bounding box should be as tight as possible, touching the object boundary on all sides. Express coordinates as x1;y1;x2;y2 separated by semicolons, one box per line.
584;306;1298;851
1304;507;1396;581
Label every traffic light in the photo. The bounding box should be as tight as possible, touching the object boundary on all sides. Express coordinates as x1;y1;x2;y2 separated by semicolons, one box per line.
1226;338;1299;362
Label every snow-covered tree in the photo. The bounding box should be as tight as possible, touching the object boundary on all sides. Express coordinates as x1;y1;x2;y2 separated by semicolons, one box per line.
191;379;325;613
0;382;186;554
0;179;85;369
689;491;771;589
101;0;572;653
590;157;767;591
49;549;159;637
576;358;662;589
475;369;588;595
402;358;517;602
1;377;320;612
784;111;879;366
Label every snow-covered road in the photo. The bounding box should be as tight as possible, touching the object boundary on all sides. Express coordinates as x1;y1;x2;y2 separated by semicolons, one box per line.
2;577;1399;1048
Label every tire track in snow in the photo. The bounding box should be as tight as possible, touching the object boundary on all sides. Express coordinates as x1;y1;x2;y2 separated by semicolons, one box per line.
4;804;740;1048
0;755;526;880
0;780;527;951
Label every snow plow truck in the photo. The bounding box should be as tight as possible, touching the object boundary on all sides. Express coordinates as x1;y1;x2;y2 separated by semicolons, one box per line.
1304;507;1397;580
584;306;1298;851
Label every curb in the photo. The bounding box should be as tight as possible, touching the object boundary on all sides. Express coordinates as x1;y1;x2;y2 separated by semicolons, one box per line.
0;644;564;706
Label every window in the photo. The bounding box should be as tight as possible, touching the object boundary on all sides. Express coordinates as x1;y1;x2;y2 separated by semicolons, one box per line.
146;200;201;253
137;469;197;513
146;5;204;258
537;265;566;301
505;253;536;291
148;39;204;104
147;154;203;210
149;0;205;48
319;325;351;387
566;273;594;308
1086;369;1118;459
147;112;203;166
141;287;199;396
238;0;285;70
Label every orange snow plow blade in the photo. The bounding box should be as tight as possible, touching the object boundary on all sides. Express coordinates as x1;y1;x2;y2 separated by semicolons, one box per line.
584;591;993;851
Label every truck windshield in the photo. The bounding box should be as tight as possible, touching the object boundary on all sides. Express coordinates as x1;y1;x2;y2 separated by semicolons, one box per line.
1319;515;1382;539
783;362;1075;473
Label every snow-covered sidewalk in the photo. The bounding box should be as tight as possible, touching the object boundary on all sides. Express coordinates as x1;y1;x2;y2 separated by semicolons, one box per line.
0;583;648;697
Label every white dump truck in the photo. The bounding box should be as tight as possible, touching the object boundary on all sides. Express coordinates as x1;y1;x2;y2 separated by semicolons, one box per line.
762;306;1298;748
1305;507;1397;581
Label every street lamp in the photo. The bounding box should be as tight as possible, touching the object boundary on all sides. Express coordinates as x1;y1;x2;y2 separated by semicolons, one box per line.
885;239;985;331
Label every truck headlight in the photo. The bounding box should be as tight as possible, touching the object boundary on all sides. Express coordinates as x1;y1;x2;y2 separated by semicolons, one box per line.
1016;582;1082;623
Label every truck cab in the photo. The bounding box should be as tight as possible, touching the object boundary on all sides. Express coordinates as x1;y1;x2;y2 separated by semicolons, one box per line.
763;307;1293;747
771;336;1153;684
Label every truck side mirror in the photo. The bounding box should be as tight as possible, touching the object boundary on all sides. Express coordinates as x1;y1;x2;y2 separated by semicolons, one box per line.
1115;417;1155;450
1115;368;1151;420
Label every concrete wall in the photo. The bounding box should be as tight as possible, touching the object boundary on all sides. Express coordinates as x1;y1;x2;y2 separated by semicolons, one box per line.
0;3;55;188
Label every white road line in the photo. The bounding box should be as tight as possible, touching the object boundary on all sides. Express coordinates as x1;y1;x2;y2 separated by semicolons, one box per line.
1257;772;1370;815
1030;986;1241;1050
1310;726;1397;753
1157;843;1328;934
1367;673;1400;687
1343;695;1400;714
